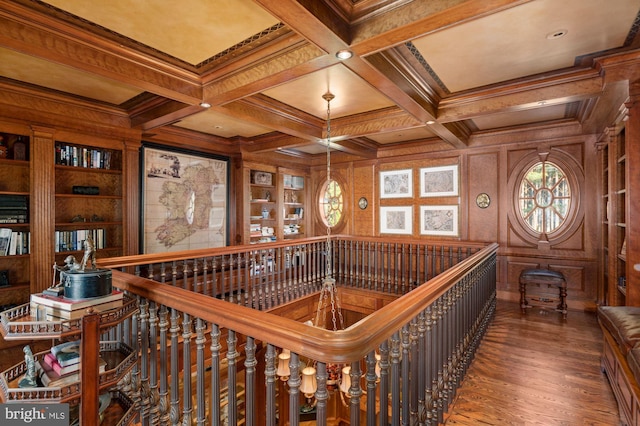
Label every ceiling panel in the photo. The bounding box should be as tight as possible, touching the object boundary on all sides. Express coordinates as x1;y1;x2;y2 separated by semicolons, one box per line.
367;127;437;144
42;0;279;65
174;109;273;138
411;0;639;93
0;48;142;104
471;104;569;131
262;64;396;119
0;1;637;157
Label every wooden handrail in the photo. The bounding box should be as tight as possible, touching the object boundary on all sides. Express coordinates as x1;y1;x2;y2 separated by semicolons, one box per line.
97;235;487;269
112;242;498;363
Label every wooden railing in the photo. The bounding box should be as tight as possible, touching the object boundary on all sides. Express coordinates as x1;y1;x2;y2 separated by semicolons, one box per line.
100;237;498;425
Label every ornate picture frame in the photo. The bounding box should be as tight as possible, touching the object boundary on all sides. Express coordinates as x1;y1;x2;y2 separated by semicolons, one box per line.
380;169;413;199
380;206;413;235
420;205;458;236
419;165;459;197
141;143;229;253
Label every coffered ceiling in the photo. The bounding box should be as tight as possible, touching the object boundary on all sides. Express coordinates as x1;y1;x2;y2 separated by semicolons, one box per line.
1;0;639;158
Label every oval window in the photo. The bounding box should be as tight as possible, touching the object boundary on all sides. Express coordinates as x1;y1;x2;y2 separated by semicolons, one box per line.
320;179;343;227
518;161;571;234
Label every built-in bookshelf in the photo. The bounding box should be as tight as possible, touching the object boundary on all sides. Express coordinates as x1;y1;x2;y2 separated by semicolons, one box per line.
243;166;309;244
282;172;306;240
0;132;31;311
602;103;639;306
54;141;124;265
248;168;277;244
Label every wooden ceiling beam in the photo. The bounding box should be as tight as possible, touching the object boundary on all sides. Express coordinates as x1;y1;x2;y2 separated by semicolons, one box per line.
349;0;534;56
215;97;322;141
437;69;604;122
253;0;468;148
254;0;351;57
329;138;379;159
242;134;313;154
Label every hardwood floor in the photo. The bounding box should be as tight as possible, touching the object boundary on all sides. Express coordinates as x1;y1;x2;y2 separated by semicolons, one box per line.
445;299;621;425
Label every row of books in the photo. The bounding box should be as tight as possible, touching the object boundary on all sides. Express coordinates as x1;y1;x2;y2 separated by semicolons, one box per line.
0;228;29;256
30;290;124;321
0;194;28;224
35;339;106;387
55;143;114;170
55;228;106;253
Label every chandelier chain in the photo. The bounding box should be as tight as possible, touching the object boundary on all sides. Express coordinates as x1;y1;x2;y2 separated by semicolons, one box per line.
323;91;334;278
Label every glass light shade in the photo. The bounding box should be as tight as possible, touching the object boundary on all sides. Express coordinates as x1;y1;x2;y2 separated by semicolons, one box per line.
277;352;291;380
300;366;317;397
339;365;351;394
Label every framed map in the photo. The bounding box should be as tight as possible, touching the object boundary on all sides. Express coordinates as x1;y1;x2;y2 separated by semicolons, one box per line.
141;144;229;253
420;165;458;197
380;206;413;235
420;205;458;236
380;169;413;198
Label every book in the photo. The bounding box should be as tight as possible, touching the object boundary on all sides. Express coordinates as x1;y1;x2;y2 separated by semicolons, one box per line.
30;290;123;312
36;359;78;387
0;228;11;255
31;297;123;320
36;358;106;387
44;352;79;375
50;339;80;357
52;343;80;368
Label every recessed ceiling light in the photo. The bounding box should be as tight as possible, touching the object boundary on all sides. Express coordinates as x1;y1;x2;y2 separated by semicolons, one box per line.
546;29;568;40
426;120;436;125
200;102;211;108
335;50;353;60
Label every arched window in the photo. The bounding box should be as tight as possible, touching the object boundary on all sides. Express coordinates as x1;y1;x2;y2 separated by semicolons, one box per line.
319;179;343;227
518;161;571;234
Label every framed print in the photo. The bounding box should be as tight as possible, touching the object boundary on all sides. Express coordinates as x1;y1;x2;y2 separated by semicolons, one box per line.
380;206;413;235
141;143;229;254
251;170;272;186
380;169;413;198
420;165;458;197
283;174;293;188
420;205;458;236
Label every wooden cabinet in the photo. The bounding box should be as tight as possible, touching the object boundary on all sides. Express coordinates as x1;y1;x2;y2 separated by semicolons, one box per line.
248;168;278;244
601;94;640;306
604;123;628;306
242;164;309;244
0;126;128;311
0;132;31;311
281;171;307;241
54;142;124;262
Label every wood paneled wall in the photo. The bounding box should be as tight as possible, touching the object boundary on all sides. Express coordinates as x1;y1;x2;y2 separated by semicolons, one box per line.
311;127;601;311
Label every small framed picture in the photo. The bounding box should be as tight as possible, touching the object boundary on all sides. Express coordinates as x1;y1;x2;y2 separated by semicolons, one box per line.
420;205;458;236
380;206;413;235
251;171;272;186
292;176;304;189
380;169;413;198
420;165;458;197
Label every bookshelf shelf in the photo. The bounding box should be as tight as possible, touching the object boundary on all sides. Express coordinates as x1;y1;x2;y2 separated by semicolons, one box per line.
0;341;135;404
0;296;137;340
0;294;138;426
0;133;30;303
